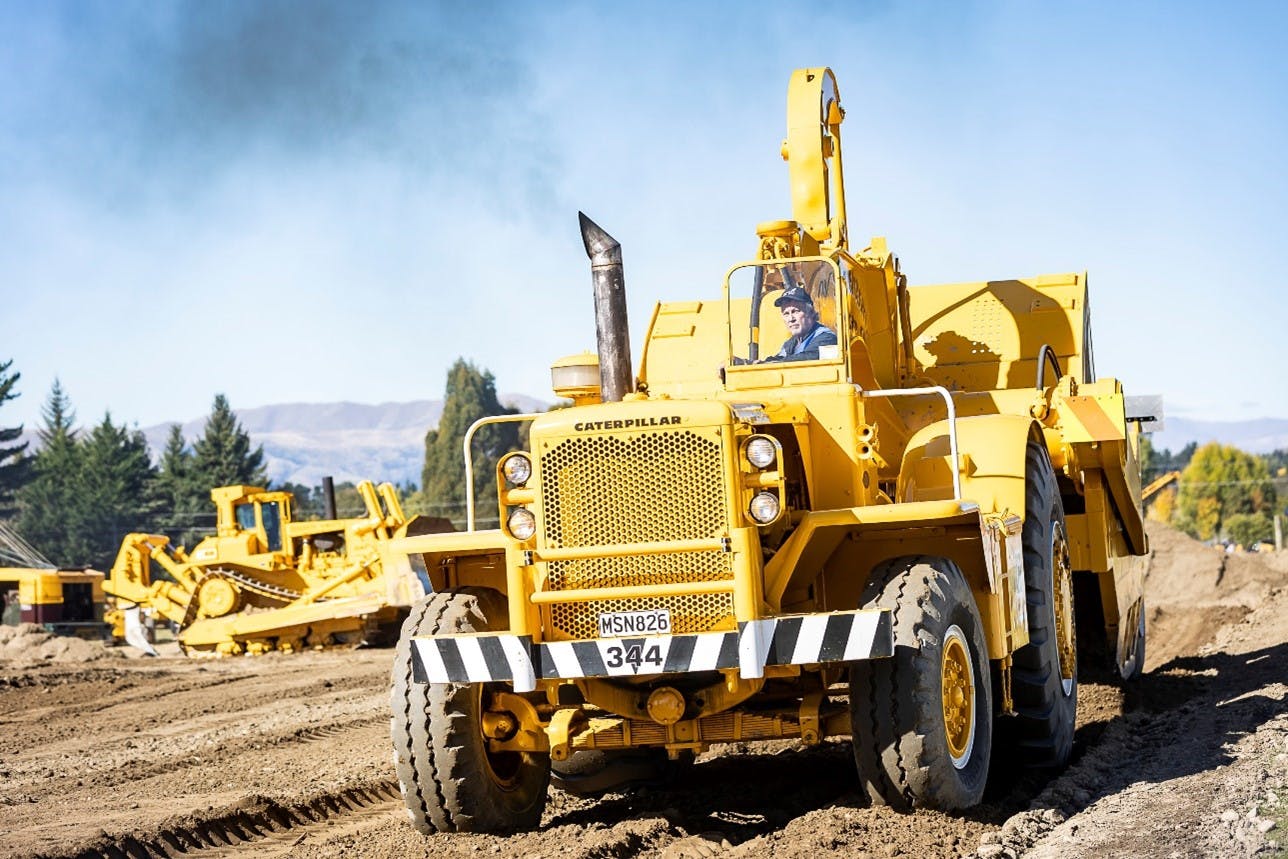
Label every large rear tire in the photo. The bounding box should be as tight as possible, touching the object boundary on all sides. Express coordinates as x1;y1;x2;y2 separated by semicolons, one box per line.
1001;441;1078;769
390;588;550;833
850;555;992;810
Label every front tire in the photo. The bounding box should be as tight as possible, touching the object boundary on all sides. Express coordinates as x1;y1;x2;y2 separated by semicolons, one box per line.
850;555;993;810
390;588;550;833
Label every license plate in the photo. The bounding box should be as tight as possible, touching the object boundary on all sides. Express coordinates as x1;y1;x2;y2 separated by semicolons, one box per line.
597;608;672;638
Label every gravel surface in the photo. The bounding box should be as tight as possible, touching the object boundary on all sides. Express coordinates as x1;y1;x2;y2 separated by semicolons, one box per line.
1;522;1284;858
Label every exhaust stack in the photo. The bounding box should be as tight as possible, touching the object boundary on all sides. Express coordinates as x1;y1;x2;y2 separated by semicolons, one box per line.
322;476;337;520
579;212;633;403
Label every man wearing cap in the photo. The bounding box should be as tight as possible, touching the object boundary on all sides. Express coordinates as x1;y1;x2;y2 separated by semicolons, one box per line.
766;285;837;362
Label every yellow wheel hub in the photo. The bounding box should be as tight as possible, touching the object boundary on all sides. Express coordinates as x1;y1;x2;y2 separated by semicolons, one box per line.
1052;525;1077;695
941;626;975;766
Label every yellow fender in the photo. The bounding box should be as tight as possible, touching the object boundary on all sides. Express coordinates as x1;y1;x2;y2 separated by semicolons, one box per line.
899;413;1043;518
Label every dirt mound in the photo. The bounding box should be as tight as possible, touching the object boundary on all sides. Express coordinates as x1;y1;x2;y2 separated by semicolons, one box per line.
0;623;120;666
1145;522;1284;602
1143;522;1286;671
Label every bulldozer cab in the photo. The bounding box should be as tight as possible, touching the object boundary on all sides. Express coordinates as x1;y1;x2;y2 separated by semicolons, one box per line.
233;498;285;553
210;486;294;560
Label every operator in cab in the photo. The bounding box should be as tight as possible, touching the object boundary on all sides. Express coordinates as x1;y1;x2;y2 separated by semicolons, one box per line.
765;285;837;362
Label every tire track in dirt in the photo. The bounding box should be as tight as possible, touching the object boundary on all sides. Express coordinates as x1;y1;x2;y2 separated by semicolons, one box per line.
35;781;402;859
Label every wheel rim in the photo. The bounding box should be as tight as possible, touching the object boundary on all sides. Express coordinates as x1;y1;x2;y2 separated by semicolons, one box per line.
941;624;975;768
1050;523;1077;696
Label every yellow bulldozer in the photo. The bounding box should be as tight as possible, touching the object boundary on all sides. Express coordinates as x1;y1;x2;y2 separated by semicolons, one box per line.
104;479;442;656
386;67;1152;832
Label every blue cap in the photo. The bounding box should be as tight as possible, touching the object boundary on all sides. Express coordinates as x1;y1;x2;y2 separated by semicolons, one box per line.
774;285;813;307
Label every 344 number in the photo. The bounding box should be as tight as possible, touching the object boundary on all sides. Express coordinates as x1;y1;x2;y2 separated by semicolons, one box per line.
605;643;663;670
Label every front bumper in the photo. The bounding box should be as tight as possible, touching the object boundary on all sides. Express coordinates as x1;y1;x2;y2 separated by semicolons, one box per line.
411;608;893;693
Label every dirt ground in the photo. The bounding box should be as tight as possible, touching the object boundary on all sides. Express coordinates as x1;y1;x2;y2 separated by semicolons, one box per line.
1;522;1285;859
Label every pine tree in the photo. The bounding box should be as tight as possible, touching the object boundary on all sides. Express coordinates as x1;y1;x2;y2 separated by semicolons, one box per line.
79;413;158;567
17;380;86;566
151;424;209;546
419;359;519;527
0;358;31;518
191;394;267;489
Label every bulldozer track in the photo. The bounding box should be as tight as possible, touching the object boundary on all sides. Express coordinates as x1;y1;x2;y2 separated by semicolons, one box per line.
215;568;305;603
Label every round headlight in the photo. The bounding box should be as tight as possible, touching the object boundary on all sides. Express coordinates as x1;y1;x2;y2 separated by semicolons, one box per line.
508;508;536;540
748;491;781;524
502;453;532;486
745;436;777;469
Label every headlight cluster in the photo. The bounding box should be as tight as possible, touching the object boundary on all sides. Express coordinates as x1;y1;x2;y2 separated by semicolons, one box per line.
743;435;782;525
501;453;535;540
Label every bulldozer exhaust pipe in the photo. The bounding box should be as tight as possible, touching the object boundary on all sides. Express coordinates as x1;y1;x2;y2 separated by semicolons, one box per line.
579;212;633;403
322;476;337;520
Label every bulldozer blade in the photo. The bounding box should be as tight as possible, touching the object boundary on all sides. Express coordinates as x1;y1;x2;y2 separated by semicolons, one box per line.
122;606;159;657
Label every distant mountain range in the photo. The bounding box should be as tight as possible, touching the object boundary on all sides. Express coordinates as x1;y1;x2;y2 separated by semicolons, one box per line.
138;396;549;487
16;400;1288;488
1148;417;1288;456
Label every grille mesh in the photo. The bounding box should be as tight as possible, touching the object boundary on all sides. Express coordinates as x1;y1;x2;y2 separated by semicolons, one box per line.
539;429;734;640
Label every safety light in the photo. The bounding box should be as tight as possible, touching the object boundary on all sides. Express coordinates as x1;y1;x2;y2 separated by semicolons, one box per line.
745;436;777;469
502;454;532;486
748;491;781;524
508;508;536;540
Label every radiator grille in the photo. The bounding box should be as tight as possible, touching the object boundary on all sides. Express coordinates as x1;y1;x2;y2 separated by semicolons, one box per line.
539;429;734;640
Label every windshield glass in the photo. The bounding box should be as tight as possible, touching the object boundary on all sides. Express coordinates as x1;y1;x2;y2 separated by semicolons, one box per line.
728;259;840;365
261;501;283;553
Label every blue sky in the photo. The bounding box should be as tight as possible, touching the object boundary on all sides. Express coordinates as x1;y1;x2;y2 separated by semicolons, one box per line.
3;1;1286;435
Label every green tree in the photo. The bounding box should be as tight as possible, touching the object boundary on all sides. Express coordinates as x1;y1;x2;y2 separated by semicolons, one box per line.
1138;434;1155;481
417;360;519;527
276;481;318;517
79;413;158;567
191;394;267;490
17;380;87;566
0;358;31;518
1175;442;1277;541
1223;512;1274;549
150;424;209;548
1141;437;1197;484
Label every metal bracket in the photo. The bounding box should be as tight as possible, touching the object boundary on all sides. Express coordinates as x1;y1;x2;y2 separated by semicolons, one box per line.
545;707;588;762
799;691;823;745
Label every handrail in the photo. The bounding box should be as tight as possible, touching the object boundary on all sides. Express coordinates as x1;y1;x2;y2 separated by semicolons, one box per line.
1035;344;1063;391
463;413;545;532
856;385;961;500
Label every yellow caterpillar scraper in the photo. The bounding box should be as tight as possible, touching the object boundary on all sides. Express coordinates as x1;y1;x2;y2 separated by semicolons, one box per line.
386;66;1153;832
105;480;445;656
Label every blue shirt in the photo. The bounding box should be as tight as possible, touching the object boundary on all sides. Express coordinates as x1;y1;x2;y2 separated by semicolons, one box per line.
773;322;838;362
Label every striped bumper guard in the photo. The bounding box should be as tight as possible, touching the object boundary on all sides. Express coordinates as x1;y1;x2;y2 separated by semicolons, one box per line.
411;608;893;693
